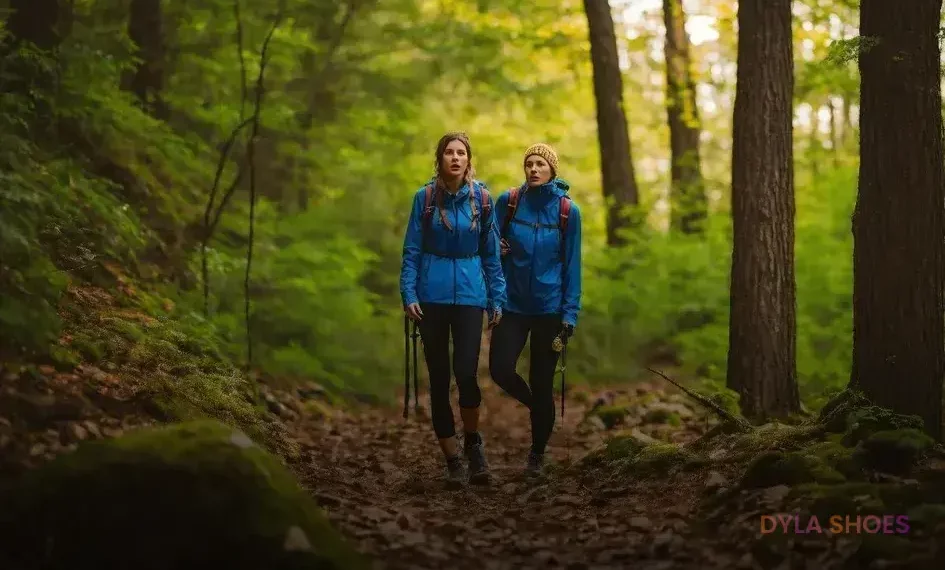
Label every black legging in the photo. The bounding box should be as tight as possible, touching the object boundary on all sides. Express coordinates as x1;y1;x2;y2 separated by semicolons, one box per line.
488;311;562;455
417;303;484;439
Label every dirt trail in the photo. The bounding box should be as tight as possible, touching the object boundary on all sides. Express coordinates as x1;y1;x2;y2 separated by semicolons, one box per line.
286;380;739;570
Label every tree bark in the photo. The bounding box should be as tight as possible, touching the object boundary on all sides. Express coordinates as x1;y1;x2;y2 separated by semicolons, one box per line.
851;0;944;440
583;0;640;246
7;0;64;51
663;0;706;234
726;0;799;420
123;0;168;119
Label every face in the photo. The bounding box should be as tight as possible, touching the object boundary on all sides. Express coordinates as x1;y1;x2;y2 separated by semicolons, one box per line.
524;155;553;187
440;139;469;178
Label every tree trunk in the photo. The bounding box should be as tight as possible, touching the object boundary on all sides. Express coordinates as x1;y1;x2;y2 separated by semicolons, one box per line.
663;0;706;234
583;0;640;246
851;0;944;440
123;0;168;119
726;0;799;420
7;0;64;51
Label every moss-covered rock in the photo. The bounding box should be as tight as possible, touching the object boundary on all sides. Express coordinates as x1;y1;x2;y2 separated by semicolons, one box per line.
624;443;703;476
0;420;366;570
729;422;826;459
741;450;846;489
841;406;926;446
818;388;871;433
642;407;682;427
852;428;936;475
805;438;861;479
906;503;945;532
589;405;628;429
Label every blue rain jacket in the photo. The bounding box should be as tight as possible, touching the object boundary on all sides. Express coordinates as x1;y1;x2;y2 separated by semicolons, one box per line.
400;180;506;312
495;178;582;326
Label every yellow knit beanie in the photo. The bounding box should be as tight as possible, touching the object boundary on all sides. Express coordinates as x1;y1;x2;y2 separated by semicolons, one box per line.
523;143;559;174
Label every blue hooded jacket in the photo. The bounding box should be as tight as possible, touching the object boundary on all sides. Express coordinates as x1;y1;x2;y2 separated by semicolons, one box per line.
494;178;582;326
400;179;506;312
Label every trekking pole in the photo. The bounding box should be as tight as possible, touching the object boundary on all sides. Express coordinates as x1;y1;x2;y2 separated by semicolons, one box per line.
560;343;567;420
403;315;410;419
411;320;420;414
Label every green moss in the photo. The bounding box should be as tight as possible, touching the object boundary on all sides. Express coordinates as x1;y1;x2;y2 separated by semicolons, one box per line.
805;440;861;479
603;431;650;461
0;420;364;569
642;408;682;426
741;450;845;489
592;405;628;429
626;443;700;476
841;406;925;446
731;422;826;459
906;504;945;531
852;429;935;475
818;388;871;433
69;331;107;361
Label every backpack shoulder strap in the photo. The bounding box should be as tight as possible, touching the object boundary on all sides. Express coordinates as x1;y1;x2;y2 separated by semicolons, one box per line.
558;195;572;263
559;195;572;233
479;185;491;217
501;186;520;236
421;183;435;230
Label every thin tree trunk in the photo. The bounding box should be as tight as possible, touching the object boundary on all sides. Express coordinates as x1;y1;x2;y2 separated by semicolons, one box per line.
583;0;640;246
851;0;945;440
663;0;706;233
123;0;168;119
726;0;799;420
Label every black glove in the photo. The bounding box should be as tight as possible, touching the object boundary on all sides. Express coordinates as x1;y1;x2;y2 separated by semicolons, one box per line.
560;323;574;344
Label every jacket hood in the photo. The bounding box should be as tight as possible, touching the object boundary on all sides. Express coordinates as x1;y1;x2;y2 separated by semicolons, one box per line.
523;177;570;197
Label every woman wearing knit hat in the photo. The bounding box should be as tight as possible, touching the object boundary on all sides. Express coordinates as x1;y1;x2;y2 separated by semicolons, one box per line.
489;142;582;478
399;131;507;487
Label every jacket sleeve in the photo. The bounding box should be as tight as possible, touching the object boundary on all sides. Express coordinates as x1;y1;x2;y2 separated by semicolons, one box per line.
479;191;507;311
561;201;582;327
399;190;424;307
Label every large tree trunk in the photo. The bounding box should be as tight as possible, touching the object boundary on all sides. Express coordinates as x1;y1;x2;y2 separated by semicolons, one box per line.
726;0;799;420
851;0;944;440
583;0;640;246
662;0;706;234
123;0;168;119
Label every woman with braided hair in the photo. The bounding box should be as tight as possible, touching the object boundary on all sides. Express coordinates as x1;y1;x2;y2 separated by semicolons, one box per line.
399;131;506;487
489;142;583;478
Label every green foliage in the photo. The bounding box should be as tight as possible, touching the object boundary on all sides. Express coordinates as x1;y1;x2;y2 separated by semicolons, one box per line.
1;0;867;413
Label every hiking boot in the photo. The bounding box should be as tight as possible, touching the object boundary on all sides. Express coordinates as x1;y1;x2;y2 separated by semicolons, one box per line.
524;450;544;479
464;432;492;485
445;454;467;488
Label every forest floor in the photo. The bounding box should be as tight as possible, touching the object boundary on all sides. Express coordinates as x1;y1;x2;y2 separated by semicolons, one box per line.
287;378;721;570
280;375;933;570
2;285;944;569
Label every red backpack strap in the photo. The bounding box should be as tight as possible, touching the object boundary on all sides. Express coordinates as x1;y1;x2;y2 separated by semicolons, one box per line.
502;187;520;236
559;196;572;262
479;185;491;218
559;195;572;233
421;183;435;230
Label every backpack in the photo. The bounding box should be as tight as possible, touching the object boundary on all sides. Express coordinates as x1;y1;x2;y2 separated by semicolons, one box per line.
420;182;492;232
501;186;572;260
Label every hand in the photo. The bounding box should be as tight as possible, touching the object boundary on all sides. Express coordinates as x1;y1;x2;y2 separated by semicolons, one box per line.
552;324;574;352
500;238;511;256
560;323;574;344
487;308;502;330
405;303;423;321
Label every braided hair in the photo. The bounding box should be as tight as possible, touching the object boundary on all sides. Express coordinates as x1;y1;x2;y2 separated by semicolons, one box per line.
432;131;480;232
